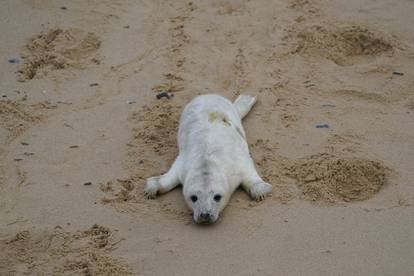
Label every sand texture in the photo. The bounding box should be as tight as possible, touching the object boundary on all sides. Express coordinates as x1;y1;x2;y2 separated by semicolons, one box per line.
1;0;413;275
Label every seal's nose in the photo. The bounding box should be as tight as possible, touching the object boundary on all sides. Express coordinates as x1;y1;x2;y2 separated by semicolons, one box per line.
200;212;211;220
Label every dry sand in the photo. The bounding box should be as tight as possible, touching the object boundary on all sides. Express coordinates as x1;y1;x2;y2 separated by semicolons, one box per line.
1;0;413;275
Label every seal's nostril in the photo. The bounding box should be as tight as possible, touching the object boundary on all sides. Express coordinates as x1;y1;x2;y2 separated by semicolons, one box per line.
200;213;210;220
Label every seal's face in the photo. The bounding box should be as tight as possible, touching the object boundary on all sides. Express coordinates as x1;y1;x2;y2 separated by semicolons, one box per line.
185;188;227;224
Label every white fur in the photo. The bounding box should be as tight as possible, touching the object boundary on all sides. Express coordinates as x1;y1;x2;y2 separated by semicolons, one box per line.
145;94;272;223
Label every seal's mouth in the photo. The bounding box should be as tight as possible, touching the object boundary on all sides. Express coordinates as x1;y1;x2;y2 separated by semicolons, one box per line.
195;218;214;225
191;211;218;225
193;214;218;225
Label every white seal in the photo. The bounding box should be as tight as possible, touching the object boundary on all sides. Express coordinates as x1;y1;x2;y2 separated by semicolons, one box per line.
145;94;272;224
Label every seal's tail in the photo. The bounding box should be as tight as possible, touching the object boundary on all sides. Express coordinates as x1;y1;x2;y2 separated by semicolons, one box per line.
233;94;257;119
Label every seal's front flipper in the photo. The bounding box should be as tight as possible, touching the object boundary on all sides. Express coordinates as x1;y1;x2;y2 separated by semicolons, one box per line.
144;176;162;199
241;166;273;201
144;156;182;199
233;94;257;119
244;181;273;201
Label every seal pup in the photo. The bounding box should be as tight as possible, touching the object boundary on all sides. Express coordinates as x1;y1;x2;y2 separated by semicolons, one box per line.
145;94;272;224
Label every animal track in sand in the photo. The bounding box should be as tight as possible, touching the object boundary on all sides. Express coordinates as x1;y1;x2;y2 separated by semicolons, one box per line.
232;48;251;96
101;102;392;220
100;175;191;222
288;153;390;203
0;225;132;275
128;101;180;160
0;99;61;142
152;2;195;95
293;25;393;65
18;28;101;81
250;136;391;204
250;139;298;204
100;101;190;221
0;100;42;142
333;89;388;104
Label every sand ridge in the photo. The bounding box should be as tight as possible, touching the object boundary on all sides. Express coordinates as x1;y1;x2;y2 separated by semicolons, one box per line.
18;28;101;81
0;100;44;142
0;225;132;275
99;100;190;221
293;25;394;65
288;153;389;203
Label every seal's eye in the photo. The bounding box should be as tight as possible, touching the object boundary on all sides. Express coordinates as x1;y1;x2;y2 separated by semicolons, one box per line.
214;194;222;202
190;195;198;203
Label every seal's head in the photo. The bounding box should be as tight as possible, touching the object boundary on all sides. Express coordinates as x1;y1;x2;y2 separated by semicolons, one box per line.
185;187;228;224
184;171;229;224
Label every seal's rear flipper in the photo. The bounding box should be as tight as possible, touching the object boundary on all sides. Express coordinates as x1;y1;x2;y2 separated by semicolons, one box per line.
233;94;257;119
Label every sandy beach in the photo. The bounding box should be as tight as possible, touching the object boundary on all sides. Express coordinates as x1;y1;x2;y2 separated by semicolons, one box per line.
1;0;413;275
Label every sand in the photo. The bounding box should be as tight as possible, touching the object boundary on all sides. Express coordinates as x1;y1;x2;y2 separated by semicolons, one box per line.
17;28;101;81
0;224;132;275
1;0;413;275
